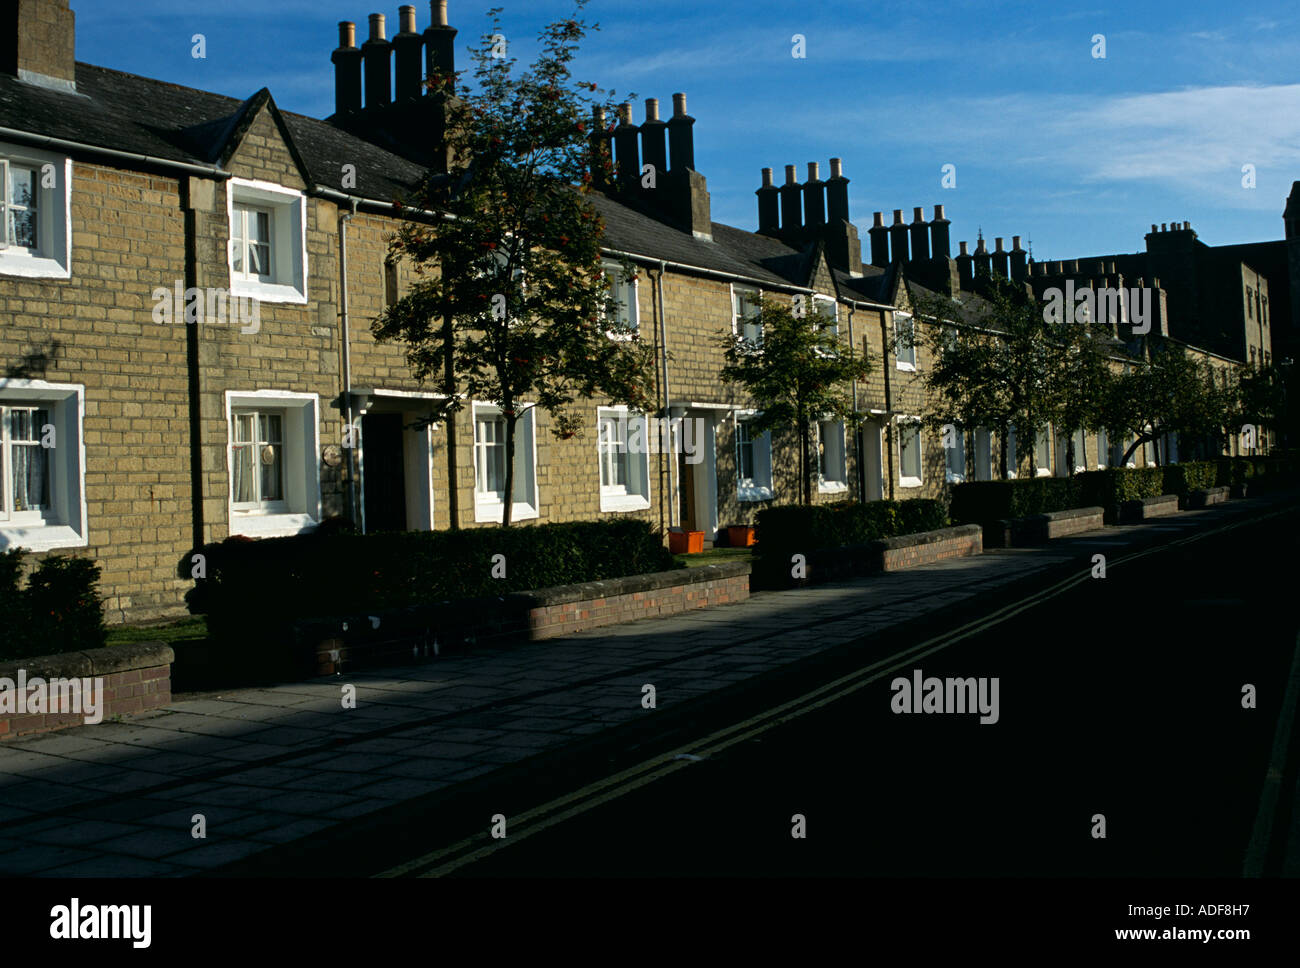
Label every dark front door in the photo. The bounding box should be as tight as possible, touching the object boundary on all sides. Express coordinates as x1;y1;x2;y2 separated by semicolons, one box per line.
363;413;407;532
678;451;697;531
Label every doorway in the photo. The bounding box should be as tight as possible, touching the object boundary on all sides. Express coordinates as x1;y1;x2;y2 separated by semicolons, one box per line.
362;412;407;532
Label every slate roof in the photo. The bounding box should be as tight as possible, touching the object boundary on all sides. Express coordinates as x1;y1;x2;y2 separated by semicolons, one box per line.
0;60;894;299
0;63;428;204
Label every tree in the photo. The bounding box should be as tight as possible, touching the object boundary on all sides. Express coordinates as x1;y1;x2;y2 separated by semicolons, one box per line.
373;2;656;526
907;278;1086;479
1101;343;1222;466
719;296;871;505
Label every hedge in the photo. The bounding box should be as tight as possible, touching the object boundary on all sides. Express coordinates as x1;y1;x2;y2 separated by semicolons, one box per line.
1162;461;1217;497
1215;455;1300;491
951;467;1169;525
754;499;948;558
185;519;678;661
0;550;107;660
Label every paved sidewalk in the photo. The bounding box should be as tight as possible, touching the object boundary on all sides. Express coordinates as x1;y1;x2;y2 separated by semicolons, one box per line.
0;497;1291;876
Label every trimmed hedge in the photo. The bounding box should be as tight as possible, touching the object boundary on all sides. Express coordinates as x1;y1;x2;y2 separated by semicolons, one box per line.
186;519;678;662
755;499;948;556
951;467;1171;526
0;550;107;660
1215;455;1300;491
1162;461;1217;497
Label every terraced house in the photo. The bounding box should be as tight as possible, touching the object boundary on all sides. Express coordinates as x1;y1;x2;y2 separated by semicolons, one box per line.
0;0;1270;627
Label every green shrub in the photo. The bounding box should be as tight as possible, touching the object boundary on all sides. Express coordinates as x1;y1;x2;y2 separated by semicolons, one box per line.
1162;461;1217;496
949;477;1081;523
755;499;948;557
0;551;106;661
187;519;678;656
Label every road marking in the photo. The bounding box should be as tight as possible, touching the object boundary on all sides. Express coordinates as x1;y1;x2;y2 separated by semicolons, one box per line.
378;504;1297;878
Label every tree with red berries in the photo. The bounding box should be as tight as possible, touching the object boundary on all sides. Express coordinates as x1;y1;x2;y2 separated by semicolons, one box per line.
375;2;656;525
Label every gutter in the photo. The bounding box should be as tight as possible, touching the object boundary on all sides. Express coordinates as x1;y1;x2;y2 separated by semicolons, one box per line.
0;126;230;178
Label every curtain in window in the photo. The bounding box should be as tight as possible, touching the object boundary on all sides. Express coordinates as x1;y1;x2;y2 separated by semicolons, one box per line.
10;409;49;511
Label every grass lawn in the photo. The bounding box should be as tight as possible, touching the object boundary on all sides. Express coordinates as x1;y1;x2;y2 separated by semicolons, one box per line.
673;546;754;568
105;615;208;646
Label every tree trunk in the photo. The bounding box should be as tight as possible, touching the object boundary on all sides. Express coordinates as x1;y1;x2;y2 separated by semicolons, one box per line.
998;424;1008;480
799;411;811;506
1066;433;1076;478
502;406;517;528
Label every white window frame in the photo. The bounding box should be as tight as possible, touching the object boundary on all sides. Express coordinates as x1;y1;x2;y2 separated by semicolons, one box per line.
0;145;71;279
229;408;289;514
897;416;923;488
225;390;321;537
227;178;308;304
1034;427;1053;477
597;406;651;512
0;379;87;552
731;285;763;346
734;410;774;502
817;418;849;494
601;261;640;340
895;312;917;371
472;401;539;523
944;423;966;484
813;295;839;347
1096;428;1109;470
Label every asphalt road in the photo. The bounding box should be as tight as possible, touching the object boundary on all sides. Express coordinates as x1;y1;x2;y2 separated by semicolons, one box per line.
428;509;1300;877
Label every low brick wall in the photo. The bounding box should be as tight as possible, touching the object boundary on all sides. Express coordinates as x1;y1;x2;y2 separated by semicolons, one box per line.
1184;486;1229;509
0;642;174;742
1122;494;1180;522
875;525;983;571
1012;506;1106;545
304;562;752;674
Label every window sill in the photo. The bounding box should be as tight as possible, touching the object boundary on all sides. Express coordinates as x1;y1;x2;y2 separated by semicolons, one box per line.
474;500;539;523
818;481;849;494
0;523;87;552
945;472;966;484
0;253;70;279
231;278;307;305
1035;468;1052;477
738;485;774;503
600;493;651;513
895;361;916;372
229;512;318;538
899;476;923;488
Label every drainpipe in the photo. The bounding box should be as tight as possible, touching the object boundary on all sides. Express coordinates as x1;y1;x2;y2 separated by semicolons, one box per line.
847;304;863;502
655;261;678;529
339;199;359;530
883;309;896;499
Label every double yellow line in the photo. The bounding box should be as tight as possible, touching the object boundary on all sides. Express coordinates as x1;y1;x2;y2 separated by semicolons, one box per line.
378;507;1290;878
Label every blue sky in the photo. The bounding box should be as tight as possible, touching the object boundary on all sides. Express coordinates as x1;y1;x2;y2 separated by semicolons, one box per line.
76;0;1300;259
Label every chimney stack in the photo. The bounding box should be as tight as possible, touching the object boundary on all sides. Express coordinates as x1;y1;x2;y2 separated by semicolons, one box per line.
890;209;910;263
909;207;930;261
973;236;991;277
665;93;710;239
1;0;77;92
779;165;802;239
956;241;974;289
757;168;780;236
362;13;392;109
929;204;951;258
590;105;613;189
993;237;1009;278
803;162;825;228
1010;236;1028;281
869;212;889;267
424;0;456;81
667;93;695;172
640;98;668;200
393;6;423;101
614;102;640;195
825;158;850;223
332;21;364;115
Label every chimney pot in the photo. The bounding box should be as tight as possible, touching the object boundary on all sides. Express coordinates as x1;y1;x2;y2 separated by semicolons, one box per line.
618;102;633;125
873;211;884;227
785;165;798;185
593;105;606;125
370;13;386;41
434;0;448;27
1161;223;1168;231
893;209;904;224
807;161;820;182
339;21;357;48
1151;224;1158;233
361;13;394;108
959;241;969;255
400;5;417;33
672;93;688;118
995;237;1005;252
393;6;424;100
645;98;659;122
761;167;774;188
332;21;365;114
829;158;843;179
913;207;924;222
933;204;946;221
424;0;457;79
1012;235;1021;249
